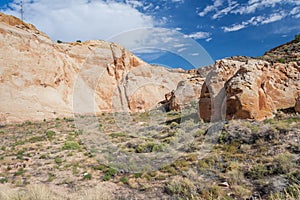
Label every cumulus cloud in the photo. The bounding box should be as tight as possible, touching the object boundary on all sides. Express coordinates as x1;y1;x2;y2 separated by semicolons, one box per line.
1;0;155;42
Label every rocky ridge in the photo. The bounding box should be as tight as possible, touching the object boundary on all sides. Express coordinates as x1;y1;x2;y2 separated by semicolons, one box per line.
262;36;300;63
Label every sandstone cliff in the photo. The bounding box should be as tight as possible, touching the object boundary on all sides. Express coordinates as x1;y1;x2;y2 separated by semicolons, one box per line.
199;58;300;121
0;13;189;123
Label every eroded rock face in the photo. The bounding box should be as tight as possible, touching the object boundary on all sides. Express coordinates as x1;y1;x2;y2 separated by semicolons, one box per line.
296;95;300;113
199;59;245;121
199;59;300;121
160;72;205;112
0;13;188;123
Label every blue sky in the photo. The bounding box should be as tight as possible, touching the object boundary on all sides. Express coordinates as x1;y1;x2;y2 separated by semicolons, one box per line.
0;0;299;69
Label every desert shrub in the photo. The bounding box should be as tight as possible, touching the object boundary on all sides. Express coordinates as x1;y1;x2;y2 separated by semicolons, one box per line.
272;153;294;174
54;157;63;164
102;167;117;181
270;184;300;200
83;173;92;180
245;164;270;179
278;58;286;63
120;176;128;184
165;177;196;197
45;130;56;139
135;142;166;153
62;141;81;150
0;184;113;200
14;168;24;176
0;177;7;183
29;136;45;143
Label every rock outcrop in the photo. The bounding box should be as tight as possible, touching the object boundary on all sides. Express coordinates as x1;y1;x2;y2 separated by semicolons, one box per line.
199;59;300;121
160;73;204;112
199;59;245;121
0;13;188;123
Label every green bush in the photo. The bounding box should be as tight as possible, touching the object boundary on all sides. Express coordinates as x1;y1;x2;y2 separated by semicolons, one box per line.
83;173;92;180
277;58;286;63
46;130;56;139
14;168;24;176
102;168;117;181
54;157;63;164
120;176;128;184
62;141;81;150
0;177;7;183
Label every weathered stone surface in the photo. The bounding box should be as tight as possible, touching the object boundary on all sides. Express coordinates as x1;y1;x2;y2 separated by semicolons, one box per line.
160;72;204;112
0;13;188;123
199;59;245;121
199;58;300;121
296;95;300;113
226;60;300;120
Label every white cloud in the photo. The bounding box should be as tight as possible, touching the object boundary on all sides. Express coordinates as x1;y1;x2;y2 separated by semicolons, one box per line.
290;6;300;18
261;12;286;24
232;0;282;15
173;43;186;48
199;0;299;30
125;0;144;8
294;13;300;18
184;32;211;39
223;24;246;32
290;7;300;15
177;48;186;52
198;0;224;17
222;11;287;32
205;37;212;42
171;0;185;3
1;0;155;42
212;2;239;19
